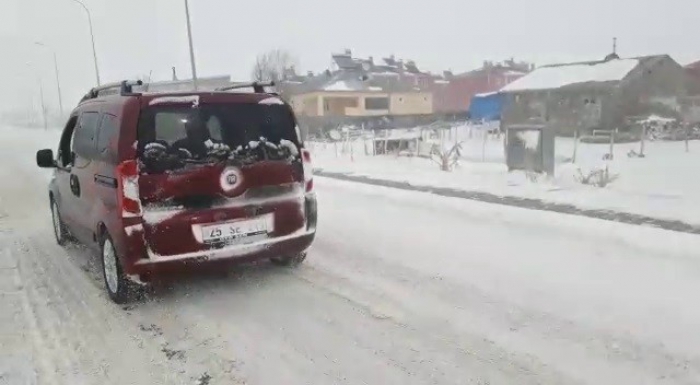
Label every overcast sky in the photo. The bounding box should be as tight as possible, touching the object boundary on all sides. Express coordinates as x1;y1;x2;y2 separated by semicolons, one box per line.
1;0;699;115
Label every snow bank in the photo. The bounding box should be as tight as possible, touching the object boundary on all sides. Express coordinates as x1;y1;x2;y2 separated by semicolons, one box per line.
309;133;700;226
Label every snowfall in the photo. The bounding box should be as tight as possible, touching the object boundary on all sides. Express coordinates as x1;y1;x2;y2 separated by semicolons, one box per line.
1;125;700;385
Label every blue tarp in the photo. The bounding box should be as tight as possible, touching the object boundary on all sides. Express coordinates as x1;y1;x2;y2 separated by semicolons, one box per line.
468;92;503;122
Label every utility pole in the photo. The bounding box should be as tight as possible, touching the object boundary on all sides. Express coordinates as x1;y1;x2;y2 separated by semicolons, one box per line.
39;81;47;130
26;62;48;130
35;42;64;115
184;0;199;90
70;0;101;85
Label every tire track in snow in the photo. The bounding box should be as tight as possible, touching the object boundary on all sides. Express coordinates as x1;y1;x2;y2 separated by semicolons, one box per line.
122;261;572;385
12;231;200;385
307;238;700;385
3;230;84;384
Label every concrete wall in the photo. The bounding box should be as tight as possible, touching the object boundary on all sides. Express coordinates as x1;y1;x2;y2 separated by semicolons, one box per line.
389;92;433;115
324;96;360;116
503;87;619;135
618;56;688;120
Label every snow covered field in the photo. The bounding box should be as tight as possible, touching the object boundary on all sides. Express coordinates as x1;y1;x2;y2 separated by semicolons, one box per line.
310;126;700;226
1;125;700;384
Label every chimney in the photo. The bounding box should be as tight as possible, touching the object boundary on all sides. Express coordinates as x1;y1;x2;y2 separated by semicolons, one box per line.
171;66;178;81
368;56;374;64
344;48;352;56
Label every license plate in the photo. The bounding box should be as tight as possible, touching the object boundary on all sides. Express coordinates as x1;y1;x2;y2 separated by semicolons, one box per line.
199;214;273;244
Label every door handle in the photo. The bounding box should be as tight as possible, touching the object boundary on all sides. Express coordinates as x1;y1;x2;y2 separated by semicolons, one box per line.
70;174;81;197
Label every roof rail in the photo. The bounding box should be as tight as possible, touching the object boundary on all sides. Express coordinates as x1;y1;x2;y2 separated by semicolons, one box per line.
80;80;143;103
216;81;276;93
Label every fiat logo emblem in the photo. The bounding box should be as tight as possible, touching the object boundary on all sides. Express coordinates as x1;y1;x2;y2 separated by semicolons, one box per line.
220;167;242;192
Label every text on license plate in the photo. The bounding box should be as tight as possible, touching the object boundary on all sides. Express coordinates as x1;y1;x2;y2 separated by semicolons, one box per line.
199;214;273;244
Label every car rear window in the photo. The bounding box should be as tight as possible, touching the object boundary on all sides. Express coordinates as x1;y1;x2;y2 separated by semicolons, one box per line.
137;103;299;150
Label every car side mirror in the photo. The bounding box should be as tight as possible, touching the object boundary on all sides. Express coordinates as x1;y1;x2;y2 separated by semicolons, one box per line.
36;149;56;168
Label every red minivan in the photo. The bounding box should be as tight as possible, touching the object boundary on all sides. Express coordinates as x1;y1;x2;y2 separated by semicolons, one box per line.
36;80;317;303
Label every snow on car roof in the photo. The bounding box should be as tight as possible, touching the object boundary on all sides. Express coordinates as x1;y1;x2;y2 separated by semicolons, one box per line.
501;59;639;92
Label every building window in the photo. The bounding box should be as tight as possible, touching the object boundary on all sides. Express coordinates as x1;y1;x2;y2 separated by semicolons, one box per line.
365;97;389;110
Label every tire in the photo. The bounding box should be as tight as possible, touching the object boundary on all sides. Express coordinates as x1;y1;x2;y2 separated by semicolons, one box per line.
50;199;69;246
100;233;131;304
271;252;307;267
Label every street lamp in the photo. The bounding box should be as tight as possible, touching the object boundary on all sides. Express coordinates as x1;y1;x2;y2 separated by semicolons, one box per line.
184;0;199;90
34;42;64;115
70;0;101;86
26;62;48;130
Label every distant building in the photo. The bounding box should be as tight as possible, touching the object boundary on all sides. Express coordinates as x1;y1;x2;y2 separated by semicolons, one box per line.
281;51;531;120
434;59;531;114
500;54;688;135
284;50;434;119
684;60;700;96
680;61;700;123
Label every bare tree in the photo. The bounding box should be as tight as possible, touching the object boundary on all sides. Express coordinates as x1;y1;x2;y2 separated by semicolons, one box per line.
251;49;297;83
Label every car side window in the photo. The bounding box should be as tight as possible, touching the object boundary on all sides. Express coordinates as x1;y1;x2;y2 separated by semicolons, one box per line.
72;112;100;159
58;116;79;167
96;113;119;161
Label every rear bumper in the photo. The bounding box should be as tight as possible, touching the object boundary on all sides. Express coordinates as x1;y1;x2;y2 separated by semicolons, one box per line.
127;230;315;274
121;192;318;276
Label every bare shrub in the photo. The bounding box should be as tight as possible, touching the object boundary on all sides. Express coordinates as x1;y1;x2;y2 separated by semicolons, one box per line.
576;165;619;187
430;142;463;172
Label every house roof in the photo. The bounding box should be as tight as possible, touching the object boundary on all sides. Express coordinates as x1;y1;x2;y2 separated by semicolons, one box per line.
281;67;425;94
685;60;700;70
500;58;640;92
278;50;443;95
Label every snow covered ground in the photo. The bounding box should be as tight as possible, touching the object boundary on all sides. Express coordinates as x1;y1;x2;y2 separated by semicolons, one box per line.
310;126;700;226
1;125;700;384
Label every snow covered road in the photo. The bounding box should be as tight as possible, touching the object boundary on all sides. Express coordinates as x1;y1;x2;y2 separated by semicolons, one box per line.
2;128;700;384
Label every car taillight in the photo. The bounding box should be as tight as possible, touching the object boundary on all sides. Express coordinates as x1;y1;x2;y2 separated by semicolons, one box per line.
116;160;142;217
301;148;313;192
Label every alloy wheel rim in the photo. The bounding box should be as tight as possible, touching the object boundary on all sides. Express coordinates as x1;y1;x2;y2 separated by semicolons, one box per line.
51;203;61;241
103;239;119;294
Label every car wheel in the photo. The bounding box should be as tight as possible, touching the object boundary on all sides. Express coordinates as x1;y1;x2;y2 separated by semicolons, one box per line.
101;233;131;304
50;199;69;246
271;252;307;267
